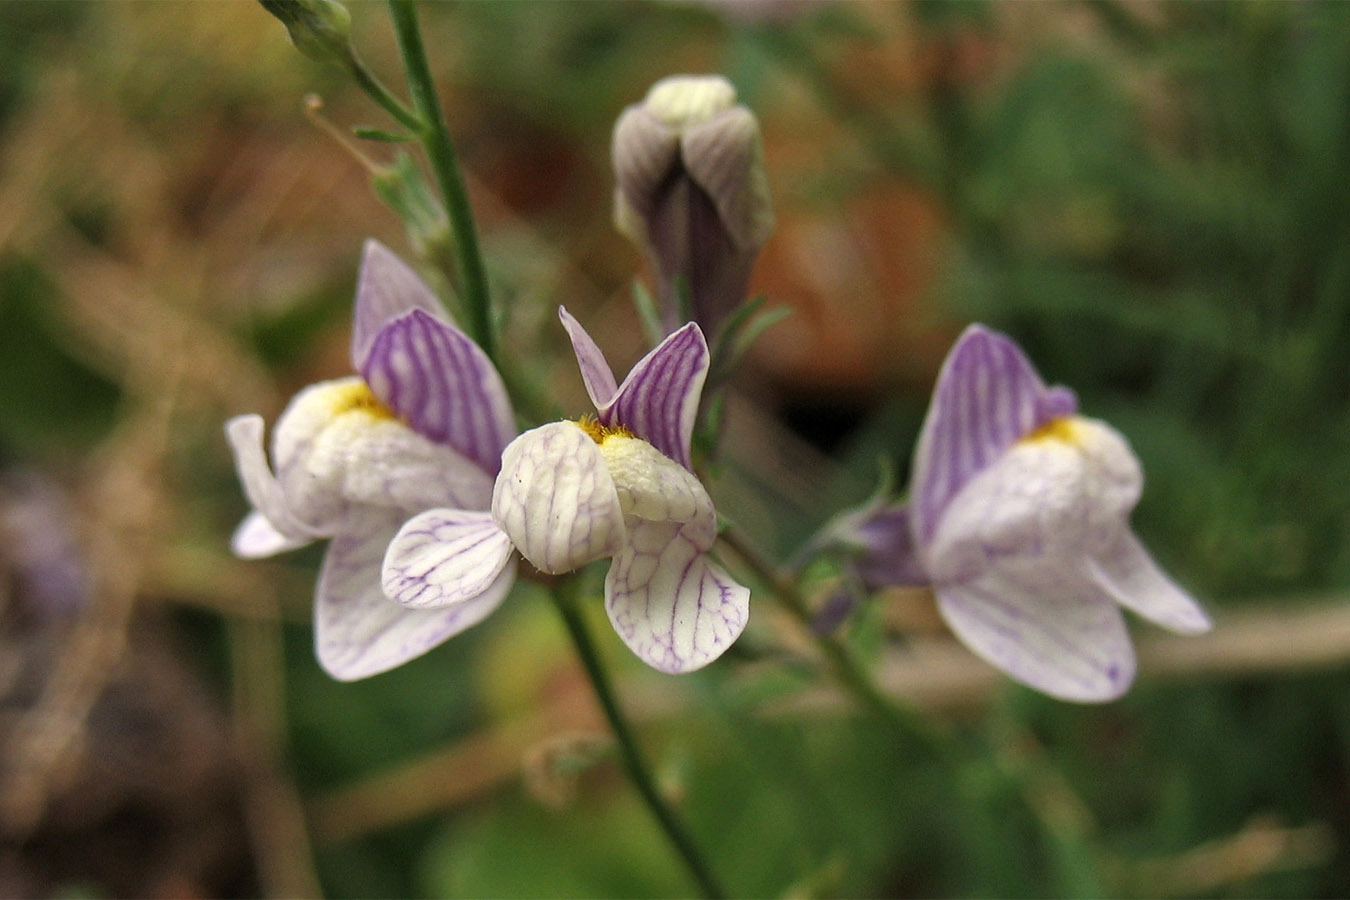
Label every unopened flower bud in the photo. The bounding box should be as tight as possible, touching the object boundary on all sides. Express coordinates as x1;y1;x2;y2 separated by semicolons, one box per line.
259;0;354;66
613;74;774;336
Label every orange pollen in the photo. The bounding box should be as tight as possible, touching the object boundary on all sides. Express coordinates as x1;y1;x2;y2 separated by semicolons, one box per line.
576;415;633;444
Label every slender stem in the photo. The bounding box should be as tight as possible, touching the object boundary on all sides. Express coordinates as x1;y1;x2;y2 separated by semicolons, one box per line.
717;526;949;753
550;585;727;900
386;0;497;363
343;50;422;133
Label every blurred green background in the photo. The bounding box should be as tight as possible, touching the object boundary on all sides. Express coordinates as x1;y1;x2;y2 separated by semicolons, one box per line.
1;2;1348;897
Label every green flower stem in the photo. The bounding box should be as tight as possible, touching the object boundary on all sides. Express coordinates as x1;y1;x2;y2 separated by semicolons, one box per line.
717;526;950;754
550;584;727;900
343;50;422;134
387;0;496;363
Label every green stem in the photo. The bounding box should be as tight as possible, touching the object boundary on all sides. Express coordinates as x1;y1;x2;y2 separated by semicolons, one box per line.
386;0;496;363
550;585;727;900
718;526;949;754
343;50;422;133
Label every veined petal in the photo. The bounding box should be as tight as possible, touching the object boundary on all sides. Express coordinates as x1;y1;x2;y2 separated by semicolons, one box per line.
231;510;311;559
225;414;325;543
605;519;750;673
1090;531;1213;635
558;306;619;409
310;413;494;514
361;308;515;475
350;239;447;368
315;509;514;680
936;561;1135;703
612;106;680;226
598;434;715;542
681;107;773;249
600;322;709;470
492;422;626;574
383;508;515;609
911;325;1078;548
923;416;1138;584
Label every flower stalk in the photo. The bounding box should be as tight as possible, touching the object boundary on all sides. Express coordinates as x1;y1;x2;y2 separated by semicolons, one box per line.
716;525;949;754
386;0;496;363
550;582;727;900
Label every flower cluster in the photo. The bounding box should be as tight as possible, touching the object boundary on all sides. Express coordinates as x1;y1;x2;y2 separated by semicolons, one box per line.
227;74;1210;703
228;241;747;678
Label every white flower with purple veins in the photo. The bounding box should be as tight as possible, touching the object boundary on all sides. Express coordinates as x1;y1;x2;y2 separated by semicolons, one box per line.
384;308;750;674
225;240;517;680
862;325;1213;702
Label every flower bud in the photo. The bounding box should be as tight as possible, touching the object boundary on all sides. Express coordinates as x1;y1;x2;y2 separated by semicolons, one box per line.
613;74;774;336
259;0;354;66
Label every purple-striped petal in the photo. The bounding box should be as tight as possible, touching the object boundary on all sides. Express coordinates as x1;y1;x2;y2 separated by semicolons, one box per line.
598;321;709;470
361;308;515;475
681;107;773;250
1089;531;1213;635
231;510;311;559
605;519;750;673
315;509;514;680
382;508;515;609
558;307;619;409
225;414;325;543
910;325;1078;548
612;106;681;225
935;562;1135;703
491;422;626;574
350;239;447;369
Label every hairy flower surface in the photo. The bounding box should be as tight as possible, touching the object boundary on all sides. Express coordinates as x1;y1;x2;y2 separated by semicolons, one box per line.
384;308;750;673
226;240;516;680
613;74;773;336
858;325;1211;701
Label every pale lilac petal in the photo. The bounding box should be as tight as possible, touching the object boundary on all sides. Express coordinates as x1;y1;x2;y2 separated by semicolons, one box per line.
558;307;618;409
612;106;680;224
324;415;495;513
491;422;626;574
599;322;709;470
225;414;325;542
605;519;750;673
382;509;515;609
350;239;446;368
850;503;927;589
911;325;1079;549
935;562;1135;703
923;422;1141;585
315;510;514;680
1090;531;1213;635
361;308;515;475
231;510;311;559
681;107;773;249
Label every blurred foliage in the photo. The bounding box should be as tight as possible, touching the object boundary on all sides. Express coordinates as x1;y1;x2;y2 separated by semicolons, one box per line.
1;1;1348;898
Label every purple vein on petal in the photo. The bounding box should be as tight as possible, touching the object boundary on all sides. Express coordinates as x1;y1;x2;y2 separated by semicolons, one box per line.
604;322;708;469
912;325;1078;547
361;309;514;475
350;239;446;369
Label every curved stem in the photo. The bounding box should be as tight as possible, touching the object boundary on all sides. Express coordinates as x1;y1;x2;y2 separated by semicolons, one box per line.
717;525;950;753
344;51;423;133
386;0;497;363
550;584;727;900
